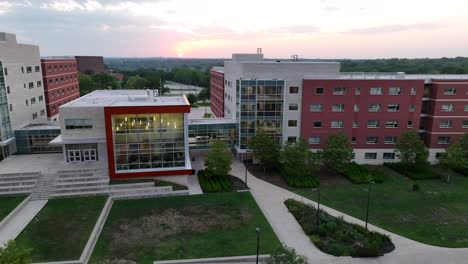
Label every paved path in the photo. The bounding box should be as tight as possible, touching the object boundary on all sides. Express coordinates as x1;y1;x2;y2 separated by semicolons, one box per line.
0;199;47;246
230;160;468;264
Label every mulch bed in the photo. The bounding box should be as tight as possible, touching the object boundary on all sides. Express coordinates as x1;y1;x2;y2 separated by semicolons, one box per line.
228;175;249;191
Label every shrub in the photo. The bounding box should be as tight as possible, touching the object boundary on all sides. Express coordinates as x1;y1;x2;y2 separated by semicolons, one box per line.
267;246;308;264
412;183;420;192
198;169;232;193
331;162;384;184
384;162;440;180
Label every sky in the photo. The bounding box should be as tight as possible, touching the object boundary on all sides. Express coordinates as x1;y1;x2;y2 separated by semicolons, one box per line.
1;0;468;58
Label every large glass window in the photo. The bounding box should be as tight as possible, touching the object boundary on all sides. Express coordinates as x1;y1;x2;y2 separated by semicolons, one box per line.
112;113;185;171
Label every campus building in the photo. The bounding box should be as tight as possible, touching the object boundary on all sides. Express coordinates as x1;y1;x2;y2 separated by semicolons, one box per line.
75;56;108;75
41;58;80;120
0;32;48;160
50;90;193;179
210;52;468;163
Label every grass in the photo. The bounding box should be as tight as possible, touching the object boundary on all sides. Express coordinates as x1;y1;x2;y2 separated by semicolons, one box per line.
90;192;281;264
293;169;468;247
15;196;108;262
0;196;26;221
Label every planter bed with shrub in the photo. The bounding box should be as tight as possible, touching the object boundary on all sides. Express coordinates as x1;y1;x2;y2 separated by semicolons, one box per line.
281;174;319;188
284;199;395;257
384;162;440;180
198;169;232;192
332;163;385;184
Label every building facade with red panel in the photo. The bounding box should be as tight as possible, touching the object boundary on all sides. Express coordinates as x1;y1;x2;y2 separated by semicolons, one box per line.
41;58;80;120
50;90;192;180
210;68;225;117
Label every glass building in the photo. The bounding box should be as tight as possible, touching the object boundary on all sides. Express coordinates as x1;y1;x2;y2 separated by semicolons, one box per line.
0;61;13;161
15;125;61;154
188;121;237;149
236;80;284;149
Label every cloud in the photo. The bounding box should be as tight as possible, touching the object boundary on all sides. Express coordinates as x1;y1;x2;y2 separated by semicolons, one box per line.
324;6;339;11
0;0;31;14
344;23;443;35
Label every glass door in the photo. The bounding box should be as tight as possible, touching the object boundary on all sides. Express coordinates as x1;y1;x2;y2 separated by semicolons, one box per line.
68;150;81;162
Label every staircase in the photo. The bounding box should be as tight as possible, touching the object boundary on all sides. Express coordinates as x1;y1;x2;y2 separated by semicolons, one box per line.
30;173;57;201
0;172;40;196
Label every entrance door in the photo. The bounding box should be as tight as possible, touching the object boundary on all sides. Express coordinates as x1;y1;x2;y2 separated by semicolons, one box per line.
83;149;97;161
68;150;81;162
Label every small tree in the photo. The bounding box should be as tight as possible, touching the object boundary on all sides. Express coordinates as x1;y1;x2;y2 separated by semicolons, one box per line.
187;93;197;105
248;130;281;172
204;141;232;178
0;240;32;264
459;133;468;159
267;246;308;264
439;143;465;183
395;130;428;164
125;76;147;89
321;131;353;168
280;138;321;182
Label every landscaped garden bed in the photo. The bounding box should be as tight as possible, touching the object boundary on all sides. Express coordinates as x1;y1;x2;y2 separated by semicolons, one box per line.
90;192;281;264
285;199;394;257
332;162;385;184
0;195;26;221
384;162;440;180
110;179;188;190
15;196;107;262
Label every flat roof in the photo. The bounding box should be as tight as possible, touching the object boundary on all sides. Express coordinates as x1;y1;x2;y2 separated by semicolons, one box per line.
62;90;189;108
308;72;468;80
16;123;60;131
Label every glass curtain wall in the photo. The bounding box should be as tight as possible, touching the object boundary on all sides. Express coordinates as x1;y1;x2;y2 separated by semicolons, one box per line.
112;113;185;171
15;129;62;154
0;61;13;143
237;80;284;149
188;122;237;149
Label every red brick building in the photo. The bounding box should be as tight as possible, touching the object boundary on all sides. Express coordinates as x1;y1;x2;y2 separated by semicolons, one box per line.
75;56;108;75
41;58;80;120
210;68;224;117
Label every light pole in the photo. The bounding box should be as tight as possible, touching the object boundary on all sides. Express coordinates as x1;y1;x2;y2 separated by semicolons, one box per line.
256;227;261;264
244;160;248;188
365;181;375;231
312;188;320;234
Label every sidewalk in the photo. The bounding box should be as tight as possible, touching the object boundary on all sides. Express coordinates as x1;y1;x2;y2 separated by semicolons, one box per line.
230;160;468;264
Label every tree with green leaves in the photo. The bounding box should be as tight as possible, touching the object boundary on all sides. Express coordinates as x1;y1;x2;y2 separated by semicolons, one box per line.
248;131;281;172
267;246;308;264
187;93;197;105
395;130;428;164
92;73;119;90
0;240;32;264
439;143;465;183
78;73;97;96
125;76;147;89
204;141;232;178
321;131;353;168
459;133;468;159
280;138;321;185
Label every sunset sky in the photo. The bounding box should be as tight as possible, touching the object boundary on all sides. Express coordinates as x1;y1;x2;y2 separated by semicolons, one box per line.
1;0;468;58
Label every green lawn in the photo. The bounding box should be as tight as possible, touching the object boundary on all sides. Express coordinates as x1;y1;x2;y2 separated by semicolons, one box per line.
90;192;281;264
293;171;468;247
0;196;26;221
15;196;108;262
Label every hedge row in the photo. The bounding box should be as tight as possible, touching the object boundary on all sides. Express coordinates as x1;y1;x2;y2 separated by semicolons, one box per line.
333;162;385;184
198;169;232;192
384;162;440;180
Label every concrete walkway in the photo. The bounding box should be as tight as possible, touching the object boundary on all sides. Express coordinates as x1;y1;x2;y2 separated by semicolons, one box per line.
230;160;468;264
0;199;47;246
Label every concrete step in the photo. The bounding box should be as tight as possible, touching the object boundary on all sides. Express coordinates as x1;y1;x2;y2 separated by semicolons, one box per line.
0;184;35;191
54;185;108;194
55;175;108;183
56;173;105;178
0;175;40;182
0;189;32;196
108;182;155;190
54;179;109;188
56;168;106;174
51;186;172;198
113;190;189;200
0;180;37;187
0;172;41;177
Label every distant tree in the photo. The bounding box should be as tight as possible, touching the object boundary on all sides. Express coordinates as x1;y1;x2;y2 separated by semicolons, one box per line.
395;130;428;164
439;143;465;183
280;138;321;182
321;131;353;168
198;87;210;101
204;141;232;178
187;93;197;105
248;130;281;172
125;76;147;89
78;73;96;96
0;240;32;264
267;246;308;264
92;73;119;90
459;133;468;159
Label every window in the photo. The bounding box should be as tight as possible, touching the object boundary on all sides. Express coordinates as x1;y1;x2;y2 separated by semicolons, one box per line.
370;87;382;95
383;153;395;160
407;121;413;128
48;66;51;72
465;104;468;112
39;95;43;102
331;121;344;128
411;87;417;95
26;66;32;73
35;66;40;72
332;104;345;112
21;67;24;73
409;104;415;112
28;82;34;89
49;79;53;85
40;109;45;116
32;112;38;120
384;136;397;144
313;121;322;128
367;120;380;128
37;81;42;87
462;120;468;128
443;87;456;95
55;78;59;84
385;120;399;128
387;104;400;112
440;120;453;128
287;137;297;143
366;136;379;144
437;136;450;144
354;104;359;112
389;87;402;95
30;97;36;104
289;103;298;111
308;137;320;144
23;83;26;89
333;87;346;95
365;153;377;160
289;86;299;94
52;106;56;112
351;137;356;144
310;104;323;112
25;100;29;106
441;104;454;112
9;104;12;112
288;120;297;127
65;119;93;129
315;87;324;95
353;121;358;128
368;104;381;112
355;88;360;95
6;86;10;94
